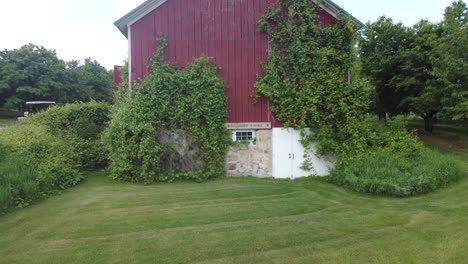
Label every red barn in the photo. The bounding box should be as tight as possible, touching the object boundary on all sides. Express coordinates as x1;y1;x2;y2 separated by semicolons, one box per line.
113;65;123;91
115;0;362;178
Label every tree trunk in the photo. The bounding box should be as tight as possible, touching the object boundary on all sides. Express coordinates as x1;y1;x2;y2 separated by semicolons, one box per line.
422;113;435;133
378;112;387;121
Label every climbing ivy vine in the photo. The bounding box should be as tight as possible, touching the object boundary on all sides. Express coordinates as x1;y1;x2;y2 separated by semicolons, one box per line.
253;0;458;196
103;38;230;183
256;0;374;164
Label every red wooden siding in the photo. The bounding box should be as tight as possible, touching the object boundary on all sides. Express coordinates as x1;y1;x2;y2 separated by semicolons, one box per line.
114;65;123;91
318;9;336;27
130;0;336;125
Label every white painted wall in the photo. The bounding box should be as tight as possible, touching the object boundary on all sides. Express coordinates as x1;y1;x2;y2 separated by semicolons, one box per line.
272;128;334;179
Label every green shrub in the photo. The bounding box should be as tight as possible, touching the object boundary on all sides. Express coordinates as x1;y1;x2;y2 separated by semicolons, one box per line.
329;148;463;197
0;102;108;213
359;117;423;158
25;102;111;169
328;118;461;197
103;38;229;183
0;124;81;194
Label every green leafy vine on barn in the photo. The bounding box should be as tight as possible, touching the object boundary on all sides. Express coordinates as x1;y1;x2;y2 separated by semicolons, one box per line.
255;0;379;165
104;37;230;183
254;0;462;196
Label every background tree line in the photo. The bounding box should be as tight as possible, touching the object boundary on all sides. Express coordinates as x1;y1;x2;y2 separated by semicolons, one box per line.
0;44;113;111
359;1;467;132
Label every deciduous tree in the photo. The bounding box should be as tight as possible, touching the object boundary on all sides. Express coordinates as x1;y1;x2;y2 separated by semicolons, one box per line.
0;44;114;110
435;1;468;120
0;44;66;110
360;1;468;131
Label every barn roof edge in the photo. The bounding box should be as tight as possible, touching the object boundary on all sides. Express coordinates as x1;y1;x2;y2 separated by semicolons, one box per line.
114;0;364;38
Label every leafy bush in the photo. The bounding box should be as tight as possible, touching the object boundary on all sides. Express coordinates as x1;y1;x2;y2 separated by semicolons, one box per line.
352;117;424;161
0;102;108;213
329;148;463;197
104;38;230;183
0;124;81;193
25;102;111;169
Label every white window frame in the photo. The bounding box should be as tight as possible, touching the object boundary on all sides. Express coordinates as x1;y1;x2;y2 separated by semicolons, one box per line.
232;130;256;143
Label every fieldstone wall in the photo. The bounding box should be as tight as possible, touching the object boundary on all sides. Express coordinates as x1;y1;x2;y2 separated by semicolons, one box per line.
226;130;272;178
157;129;201;172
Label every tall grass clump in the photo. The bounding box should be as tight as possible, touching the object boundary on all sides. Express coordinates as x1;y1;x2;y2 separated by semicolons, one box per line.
0;145;38;212
0;124;81;193
329;148;463;197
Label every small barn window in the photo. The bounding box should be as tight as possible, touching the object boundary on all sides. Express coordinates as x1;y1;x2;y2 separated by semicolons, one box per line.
232;130;256;143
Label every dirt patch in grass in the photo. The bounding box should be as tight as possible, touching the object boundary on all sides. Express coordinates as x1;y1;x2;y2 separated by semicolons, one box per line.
408;211;433;226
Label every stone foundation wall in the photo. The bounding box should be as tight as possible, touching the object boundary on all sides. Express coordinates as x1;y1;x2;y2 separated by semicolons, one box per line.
225;130;272;178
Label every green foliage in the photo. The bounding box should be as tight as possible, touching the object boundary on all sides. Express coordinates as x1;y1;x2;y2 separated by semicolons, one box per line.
115;61;130;101
0;44;65;109
104;38;229;183
24;102;111;169
359;17;413;118
254;0;458;196
0;145;38;212
360;1;467;129
360;17;445;132
64;58;114;104
363;117;423;157
322;117;445;197
0;123;81;206
435;1;468;120
329;148;463;197
256;0;374;160
0;102;110;213
0;44;114;110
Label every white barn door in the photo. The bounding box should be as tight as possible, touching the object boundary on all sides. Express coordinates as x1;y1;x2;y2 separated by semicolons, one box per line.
272;128;333;179
272;128;294;179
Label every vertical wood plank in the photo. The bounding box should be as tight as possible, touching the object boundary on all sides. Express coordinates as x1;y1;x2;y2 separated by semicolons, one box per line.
129;0;280;123
200;0;209;56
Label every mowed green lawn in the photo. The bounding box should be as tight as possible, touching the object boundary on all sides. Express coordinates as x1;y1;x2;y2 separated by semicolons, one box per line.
0;137;467;263
0;109;20;128
0;118;16;128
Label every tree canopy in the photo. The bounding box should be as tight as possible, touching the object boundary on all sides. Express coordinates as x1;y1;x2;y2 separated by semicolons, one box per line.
436;1;468;120
0;44;113;110
359;1;467;131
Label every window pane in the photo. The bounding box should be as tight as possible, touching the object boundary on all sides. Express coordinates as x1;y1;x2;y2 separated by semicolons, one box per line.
235;131;253;141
